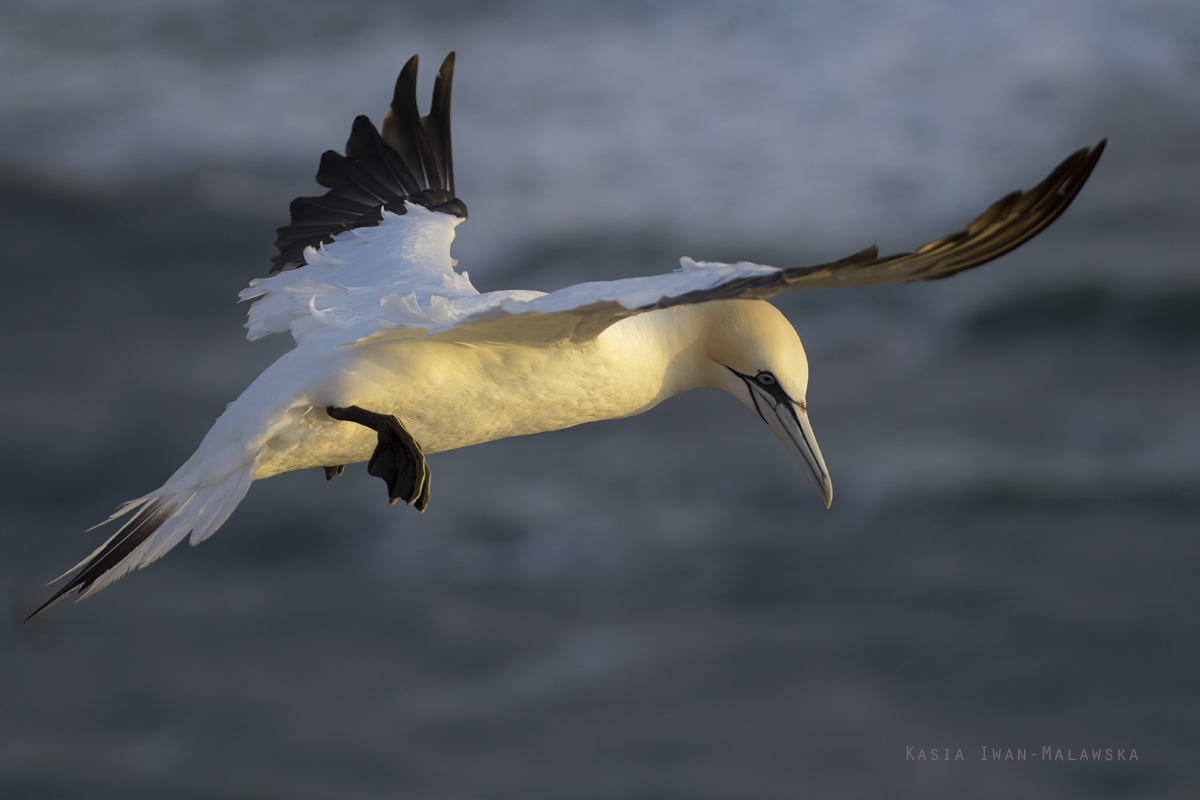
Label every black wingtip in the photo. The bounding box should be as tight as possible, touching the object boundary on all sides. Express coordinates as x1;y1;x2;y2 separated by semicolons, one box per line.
1043;138;1106;211
425;52;457;195
648;138;1107;305
1078;138;1107;183
271;52;466;274
392;54;420;111
1074;139;1105;193
436;51;456;89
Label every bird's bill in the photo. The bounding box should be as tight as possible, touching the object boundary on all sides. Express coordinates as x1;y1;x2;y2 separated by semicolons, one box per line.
753;388;833;508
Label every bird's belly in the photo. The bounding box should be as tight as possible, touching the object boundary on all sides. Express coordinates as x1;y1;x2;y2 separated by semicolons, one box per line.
255;336;666;478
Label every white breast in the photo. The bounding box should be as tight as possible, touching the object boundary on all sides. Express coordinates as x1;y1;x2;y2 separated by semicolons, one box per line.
252;308;699;478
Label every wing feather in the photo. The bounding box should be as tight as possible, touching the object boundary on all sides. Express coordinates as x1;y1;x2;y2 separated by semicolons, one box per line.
382;55;444;192
421;52;456;196
345;114;421;196
262;57;1102;351
407;141;1105;347
647;139;1106;306
314;149;394;206
270;53;466;276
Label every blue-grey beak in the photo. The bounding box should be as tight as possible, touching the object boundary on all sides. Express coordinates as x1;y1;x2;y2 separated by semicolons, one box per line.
742;378;833;509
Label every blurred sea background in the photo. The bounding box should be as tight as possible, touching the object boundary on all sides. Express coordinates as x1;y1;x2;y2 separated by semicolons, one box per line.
2;1;1199;797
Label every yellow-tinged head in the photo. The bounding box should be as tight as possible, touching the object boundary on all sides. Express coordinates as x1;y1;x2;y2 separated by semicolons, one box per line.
694;300;833;508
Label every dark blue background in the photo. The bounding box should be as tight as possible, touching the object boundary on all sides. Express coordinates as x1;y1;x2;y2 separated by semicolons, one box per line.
3;1;1198;797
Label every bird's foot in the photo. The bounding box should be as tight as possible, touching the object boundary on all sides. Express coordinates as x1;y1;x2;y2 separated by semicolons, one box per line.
323;464;345;481
325;406;431;512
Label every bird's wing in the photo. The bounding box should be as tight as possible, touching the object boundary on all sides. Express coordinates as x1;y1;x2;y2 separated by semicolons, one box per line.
644;140;1106;301
353;140;1105;348
268;52;466;275
241;53;475;345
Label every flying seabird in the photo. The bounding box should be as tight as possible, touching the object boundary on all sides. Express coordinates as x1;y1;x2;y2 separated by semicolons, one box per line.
30;53;1104;617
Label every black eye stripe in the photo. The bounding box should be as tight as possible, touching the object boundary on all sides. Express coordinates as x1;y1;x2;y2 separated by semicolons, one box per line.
727;366;793;406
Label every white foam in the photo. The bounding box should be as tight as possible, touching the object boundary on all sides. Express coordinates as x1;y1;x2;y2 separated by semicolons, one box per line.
3;1;1196;275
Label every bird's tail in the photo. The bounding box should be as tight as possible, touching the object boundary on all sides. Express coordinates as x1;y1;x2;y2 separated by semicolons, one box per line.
29;458;258;618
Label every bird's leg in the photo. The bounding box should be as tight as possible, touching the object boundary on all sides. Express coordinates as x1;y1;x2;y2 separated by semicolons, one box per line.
322;465;345;481
325;405;431;512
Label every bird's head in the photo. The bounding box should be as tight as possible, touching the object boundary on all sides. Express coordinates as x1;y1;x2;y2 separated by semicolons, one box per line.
698;300;833;508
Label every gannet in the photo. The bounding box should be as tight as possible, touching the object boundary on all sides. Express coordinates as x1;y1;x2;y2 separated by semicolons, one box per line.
30;53;1104;617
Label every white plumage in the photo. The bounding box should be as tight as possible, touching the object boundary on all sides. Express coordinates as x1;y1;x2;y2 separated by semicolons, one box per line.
32;52;1103;615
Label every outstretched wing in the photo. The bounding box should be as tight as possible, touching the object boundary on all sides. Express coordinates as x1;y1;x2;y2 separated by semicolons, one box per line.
243;53;480;344
647;139;1106;305
368;140;1103;347
270;52;467;275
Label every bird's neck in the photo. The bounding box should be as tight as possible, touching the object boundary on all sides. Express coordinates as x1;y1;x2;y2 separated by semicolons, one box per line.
602;303;739;400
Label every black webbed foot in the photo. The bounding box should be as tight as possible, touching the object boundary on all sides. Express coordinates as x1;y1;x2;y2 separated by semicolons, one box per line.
323;465;345;481
325;406;431;512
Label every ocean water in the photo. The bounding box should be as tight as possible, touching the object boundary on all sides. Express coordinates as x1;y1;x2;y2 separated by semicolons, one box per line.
2;1;1199;798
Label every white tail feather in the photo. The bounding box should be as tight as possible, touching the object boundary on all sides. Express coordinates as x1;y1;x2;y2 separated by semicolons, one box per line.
189;466;256;545
84;495;152;533
51;499;154;585
139;491;201;565
70;461;258;601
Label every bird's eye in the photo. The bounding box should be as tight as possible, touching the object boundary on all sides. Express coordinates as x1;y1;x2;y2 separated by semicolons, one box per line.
756;372;777;386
